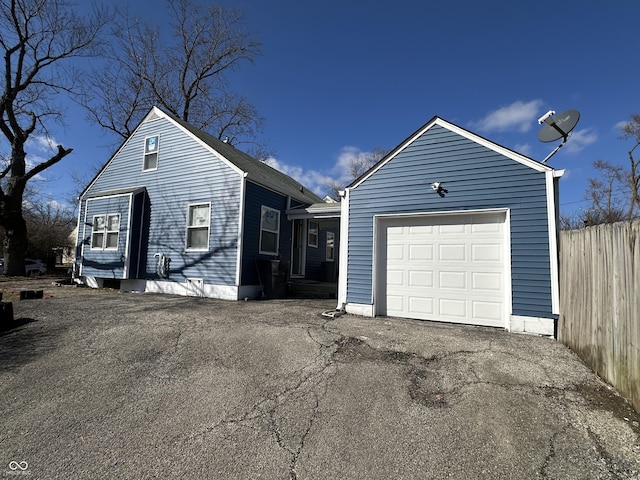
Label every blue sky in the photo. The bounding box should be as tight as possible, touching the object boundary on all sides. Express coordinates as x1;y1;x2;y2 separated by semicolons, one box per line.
29;0;639;217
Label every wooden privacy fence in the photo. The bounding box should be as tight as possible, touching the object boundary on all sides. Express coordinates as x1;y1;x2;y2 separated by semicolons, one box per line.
559;220;640;412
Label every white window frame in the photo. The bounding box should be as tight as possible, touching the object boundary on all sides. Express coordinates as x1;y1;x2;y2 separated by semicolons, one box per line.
91;213;120;250
185;203;211;251
326;231;335;261
259;205;280;255
143;135;159;171
308;221;319;248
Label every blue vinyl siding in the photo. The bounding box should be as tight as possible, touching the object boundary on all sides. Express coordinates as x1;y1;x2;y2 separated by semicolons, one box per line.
80;114;242;285
240;181;292;285
347;124;554;318
81;195;131;278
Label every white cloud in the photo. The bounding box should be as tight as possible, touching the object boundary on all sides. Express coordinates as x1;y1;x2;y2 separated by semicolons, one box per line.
263;157;333;196
564;128;597;154
26;134;58;152
332;146;370;181
474;100;544;133
23;134;61;181
263;145;381;198
614;120;628;131
514;143;534;157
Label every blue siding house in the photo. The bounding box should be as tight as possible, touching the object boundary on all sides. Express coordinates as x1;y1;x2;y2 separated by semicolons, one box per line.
336;117;563;336
75;107;324;300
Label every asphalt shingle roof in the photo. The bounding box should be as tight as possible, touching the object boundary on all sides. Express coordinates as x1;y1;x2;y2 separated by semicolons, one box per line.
165;110;323;205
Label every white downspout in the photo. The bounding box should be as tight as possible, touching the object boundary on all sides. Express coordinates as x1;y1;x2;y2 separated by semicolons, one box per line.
547;169;564;315
336;188;349;310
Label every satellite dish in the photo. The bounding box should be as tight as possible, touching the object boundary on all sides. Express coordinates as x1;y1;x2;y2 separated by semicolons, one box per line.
536;109;581;163
538;109;580;142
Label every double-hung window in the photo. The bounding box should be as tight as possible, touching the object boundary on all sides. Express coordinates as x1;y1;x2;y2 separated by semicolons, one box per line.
326;231;335;261
91;214;120;250
186;203;210;250
259;206;280;255
143;135;159;171
308;221;318;247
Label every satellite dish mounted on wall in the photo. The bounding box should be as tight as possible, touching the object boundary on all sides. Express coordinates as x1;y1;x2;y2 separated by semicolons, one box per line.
537;109;580;163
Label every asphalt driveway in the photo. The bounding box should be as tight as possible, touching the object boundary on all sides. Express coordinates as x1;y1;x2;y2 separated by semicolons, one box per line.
0;279;639;479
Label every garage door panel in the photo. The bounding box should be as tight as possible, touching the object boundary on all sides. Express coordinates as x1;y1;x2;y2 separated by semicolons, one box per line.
472;221;502;233
387;295;404;312
439;244;466;261
410;244;433;260
473;301;503;323
439;271;466;289
382;212;506;327
409;297;433;315
440;223;466;234
387;225;405;236
439;298;467;318
471;244;502;261
409;225;433;235
410;270;433;287
387;244;404;260
387;269;404;285
472;272;502;291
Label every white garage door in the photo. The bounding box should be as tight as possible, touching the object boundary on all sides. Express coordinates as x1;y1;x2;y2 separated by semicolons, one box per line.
380;212;506;328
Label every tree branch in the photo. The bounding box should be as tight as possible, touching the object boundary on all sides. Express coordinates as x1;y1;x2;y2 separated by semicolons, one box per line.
24;145;73;183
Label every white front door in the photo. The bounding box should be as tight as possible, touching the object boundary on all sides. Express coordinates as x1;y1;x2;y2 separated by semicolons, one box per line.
379;212;507;328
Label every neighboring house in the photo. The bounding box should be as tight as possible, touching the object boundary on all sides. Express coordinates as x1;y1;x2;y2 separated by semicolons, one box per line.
335;117;563;336
55;227;77;267
75;107;326;299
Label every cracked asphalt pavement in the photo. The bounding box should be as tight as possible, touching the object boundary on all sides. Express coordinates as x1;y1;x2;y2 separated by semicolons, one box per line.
0;279;639;479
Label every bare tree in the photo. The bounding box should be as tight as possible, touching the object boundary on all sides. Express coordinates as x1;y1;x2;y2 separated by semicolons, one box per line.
81;0;263;148
0;0;109;275
620;113;640;218
325;147;388;200
559;211;583;230
580;115;640;227
24;197;76;261
584;160;628;224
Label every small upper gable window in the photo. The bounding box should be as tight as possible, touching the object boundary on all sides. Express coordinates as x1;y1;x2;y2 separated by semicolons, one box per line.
143;135;159;171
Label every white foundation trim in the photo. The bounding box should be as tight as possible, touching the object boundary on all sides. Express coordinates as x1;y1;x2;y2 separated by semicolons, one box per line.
510;315;555;337
145;280;237;300
79;276;263;301
345;303;374;317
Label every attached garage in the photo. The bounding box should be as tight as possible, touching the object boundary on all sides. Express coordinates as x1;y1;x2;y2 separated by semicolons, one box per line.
337;116;562;336
376;211;508;328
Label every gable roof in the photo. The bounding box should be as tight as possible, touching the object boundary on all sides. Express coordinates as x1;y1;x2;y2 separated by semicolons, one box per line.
160;109;323;205
81;107;323;205
349;116;557;190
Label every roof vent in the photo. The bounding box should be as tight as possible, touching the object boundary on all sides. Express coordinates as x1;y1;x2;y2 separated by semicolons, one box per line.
223;136;229;143
299;187;304;193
